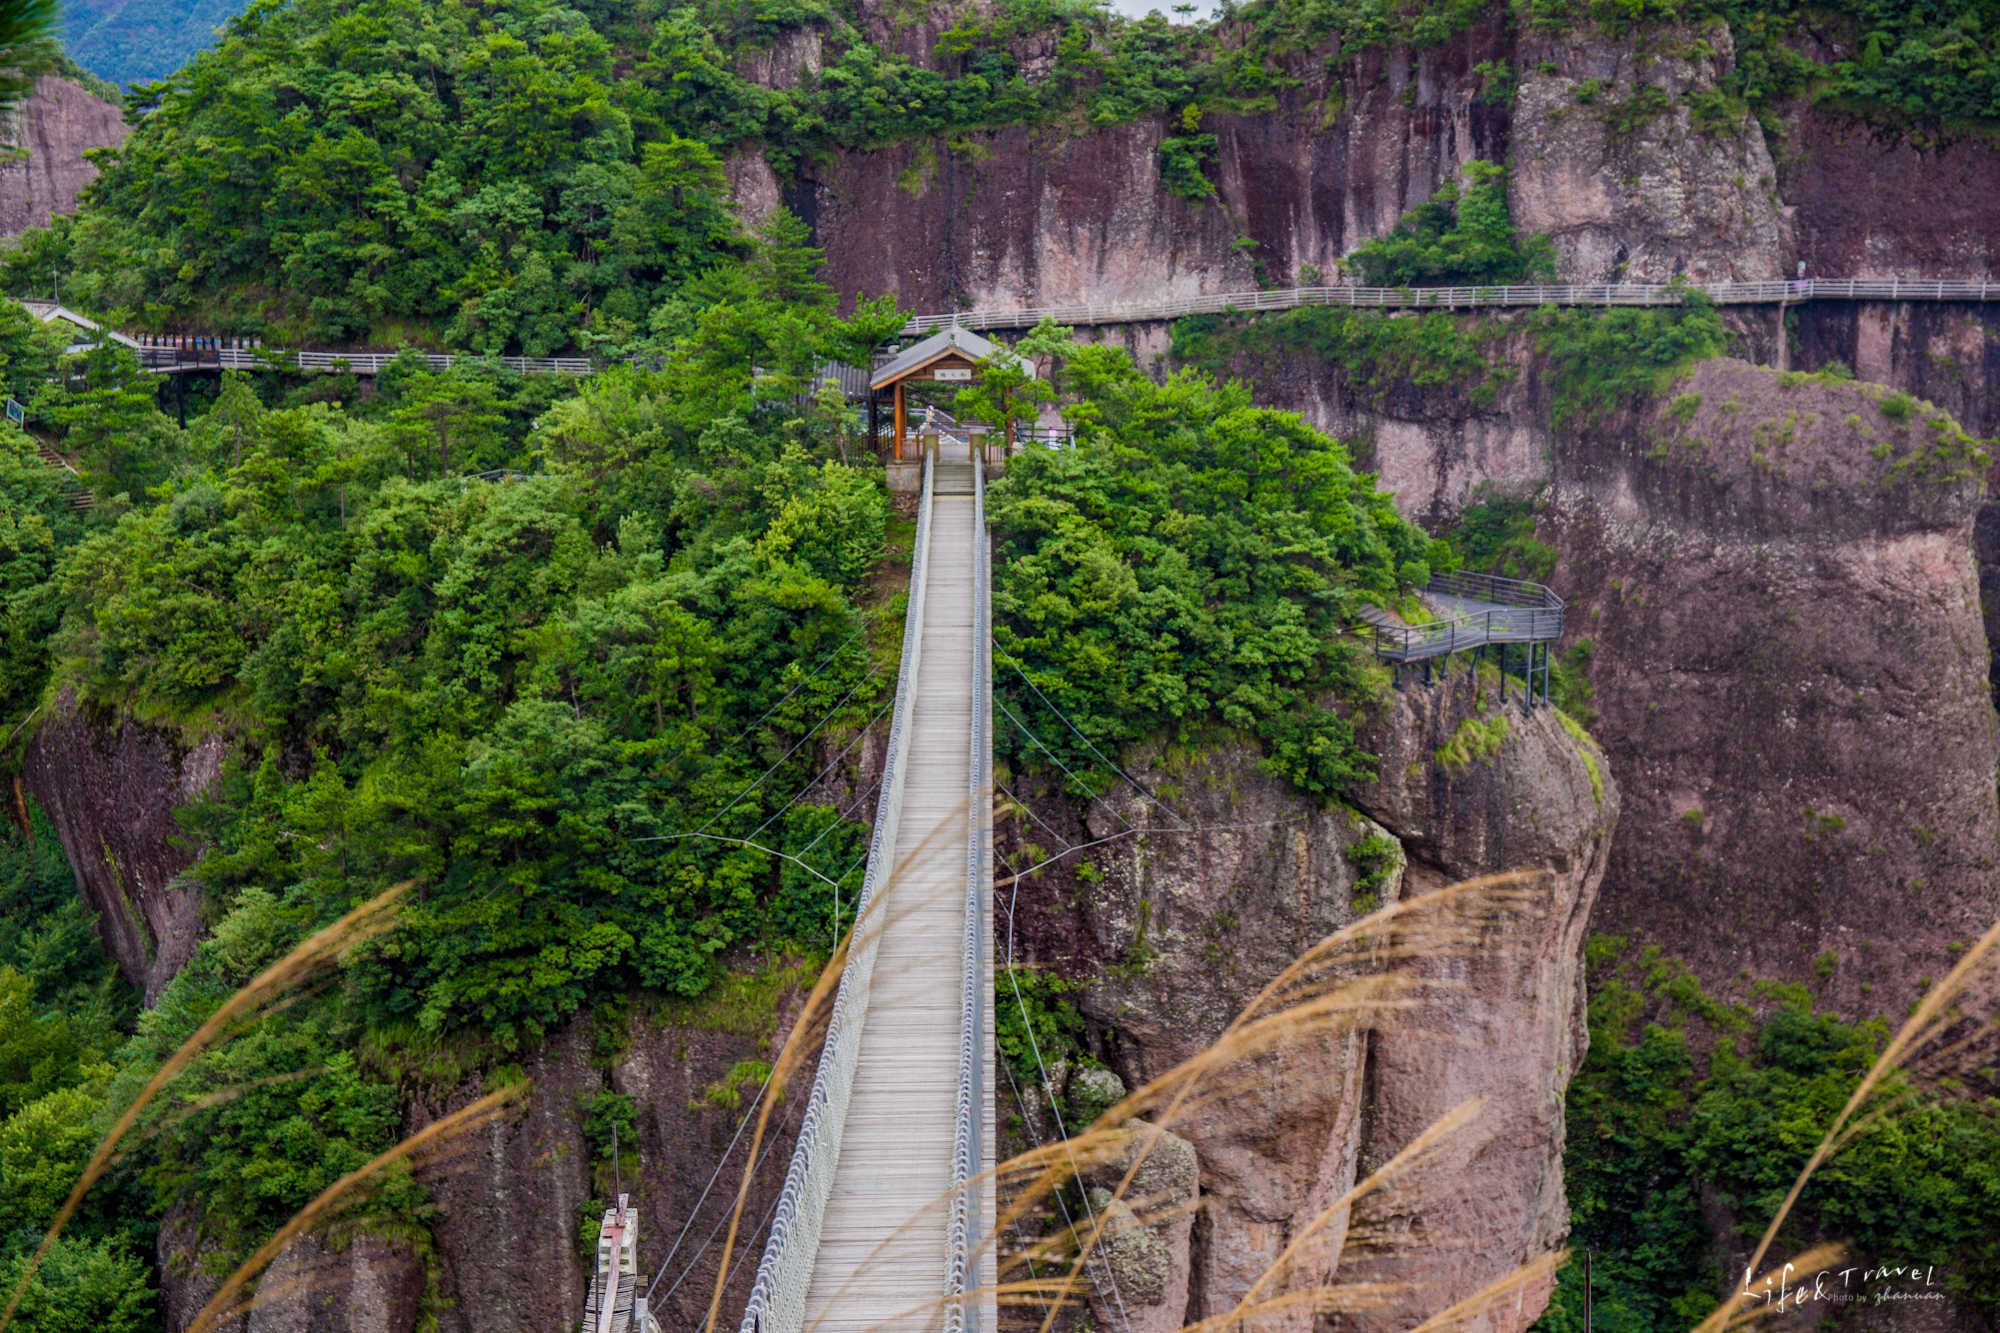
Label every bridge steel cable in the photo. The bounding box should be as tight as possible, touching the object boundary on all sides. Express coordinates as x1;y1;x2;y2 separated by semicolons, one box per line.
944;456;995;1333
736;454;936;1333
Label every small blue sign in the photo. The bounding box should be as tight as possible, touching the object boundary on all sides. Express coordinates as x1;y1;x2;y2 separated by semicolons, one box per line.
5;398;22;424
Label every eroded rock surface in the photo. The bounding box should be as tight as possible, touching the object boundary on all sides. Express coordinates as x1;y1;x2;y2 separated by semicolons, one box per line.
1078;1122;1200;1333
782;19;1514;313
242;1234;425;1333
0;76;126;236
1003;692;1615;1332
1782;109;2000;283
411;988;807;1333
21;694;226;1001
1341;669;1616;1333
1510;21;1786;283
1546;358;1999;1008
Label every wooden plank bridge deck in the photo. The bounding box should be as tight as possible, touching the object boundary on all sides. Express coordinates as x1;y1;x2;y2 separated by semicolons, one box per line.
735;433;996;1333
804;484;991;1333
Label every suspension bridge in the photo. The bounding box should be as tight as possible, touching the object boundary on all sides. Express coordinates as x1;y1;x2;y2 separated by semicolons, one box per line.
594;435;1561;1333
729;430;997;1333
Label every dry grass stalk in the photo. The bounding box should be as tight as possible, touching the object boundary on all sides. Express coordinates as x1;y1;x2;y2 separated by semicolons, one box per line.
1186;1097;1486;1333
0;880;413;1333
1403;1249;1567;1333
1019;872;1550;1333
186;1083;530;1333
1696;1243;1846;1331
811;875;1545;1333
1690;917;2000;1333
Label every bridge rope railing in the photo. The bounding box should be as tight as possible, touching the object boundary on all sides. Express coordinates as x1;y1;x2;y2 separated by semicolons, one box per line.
945;458;991;1333
736;453;936;1333
900;276;2000;334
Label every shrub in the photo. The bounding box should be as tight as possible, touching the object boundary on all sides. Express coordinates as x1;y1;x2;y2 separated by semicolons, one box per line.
990;345;1445;800
1345;161;1555;288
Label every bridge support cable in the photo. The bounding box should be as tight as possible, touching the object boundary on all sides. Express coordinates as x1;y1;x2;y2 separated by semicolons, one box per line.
993;651;1192;833
735;456;937;1333
650;1093;804;1313
995;855;1136;1333
944;458;996;1333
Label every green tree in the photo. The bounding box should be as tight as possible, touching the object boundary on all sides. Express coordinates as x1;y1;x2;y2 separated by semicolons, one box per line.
0;1236;153;1333
387;374;512;478
32;343;176;499
990;344;1445;799
1346;161;1555;288
0;1085;102;1236
0;967;80;1118
953;342;1053;445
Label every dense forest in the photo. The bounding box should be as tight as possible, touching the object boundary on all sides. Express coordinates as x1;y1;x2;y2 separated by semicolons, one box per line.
2;0;1999;1326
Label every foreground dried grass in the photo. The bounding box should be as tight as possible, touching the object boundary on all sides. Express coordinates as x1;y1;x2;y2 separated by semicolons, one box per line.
17;808;1992;1333
1690;917;2000;1333
0;882;417;1333
707;853;1555;1333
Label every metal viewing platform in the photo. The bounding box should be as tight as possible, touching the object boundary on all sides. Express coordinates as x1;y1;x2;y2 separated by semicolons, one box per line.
1358;571;1565;707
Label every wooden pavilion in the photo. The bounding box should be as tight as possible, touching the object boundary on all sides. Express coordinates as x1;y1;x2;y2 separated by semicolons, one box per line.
867;325;1028;459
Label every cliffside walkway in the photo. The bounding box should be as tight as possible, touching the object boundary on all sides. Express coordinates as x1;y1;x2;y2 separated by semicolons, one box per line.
737;437;997;1333
901;276;2000;334
1358;571;1565;706
21;276;1996;384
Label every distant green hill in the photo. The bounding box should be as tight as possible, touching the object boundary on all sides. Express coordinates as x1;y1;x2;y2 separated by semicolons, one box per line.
64;0;243;87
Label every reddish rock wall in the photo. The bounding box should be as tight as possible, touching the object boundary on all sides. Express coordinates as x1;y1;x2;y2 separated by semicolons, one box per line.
1001;680;1615;1332
1781;110;2000;284
1545;358;1999;1008
785;19;1514;313
409;992;808;1333
0;76;126;237
20;694;224;1001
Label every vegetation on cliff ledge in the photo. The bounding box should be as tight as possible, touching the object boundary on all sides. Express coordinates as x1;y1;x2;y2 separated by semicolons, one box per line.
1532;936;2000;1328
989;340;1446;800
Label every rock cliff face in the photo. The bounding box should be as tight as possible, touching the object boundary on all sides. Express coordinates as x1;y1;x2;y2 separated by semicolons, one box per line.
0;76;126;237
1342;671;1615;1333
1790;302;2000;438
768;9;1797;311
409;985;809;1333
1001;677;1616;1332
1780;110;2000;284
782;18;1515;311
20;695;225;1001
1544;358;1999;1006
1509;21;1785;284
